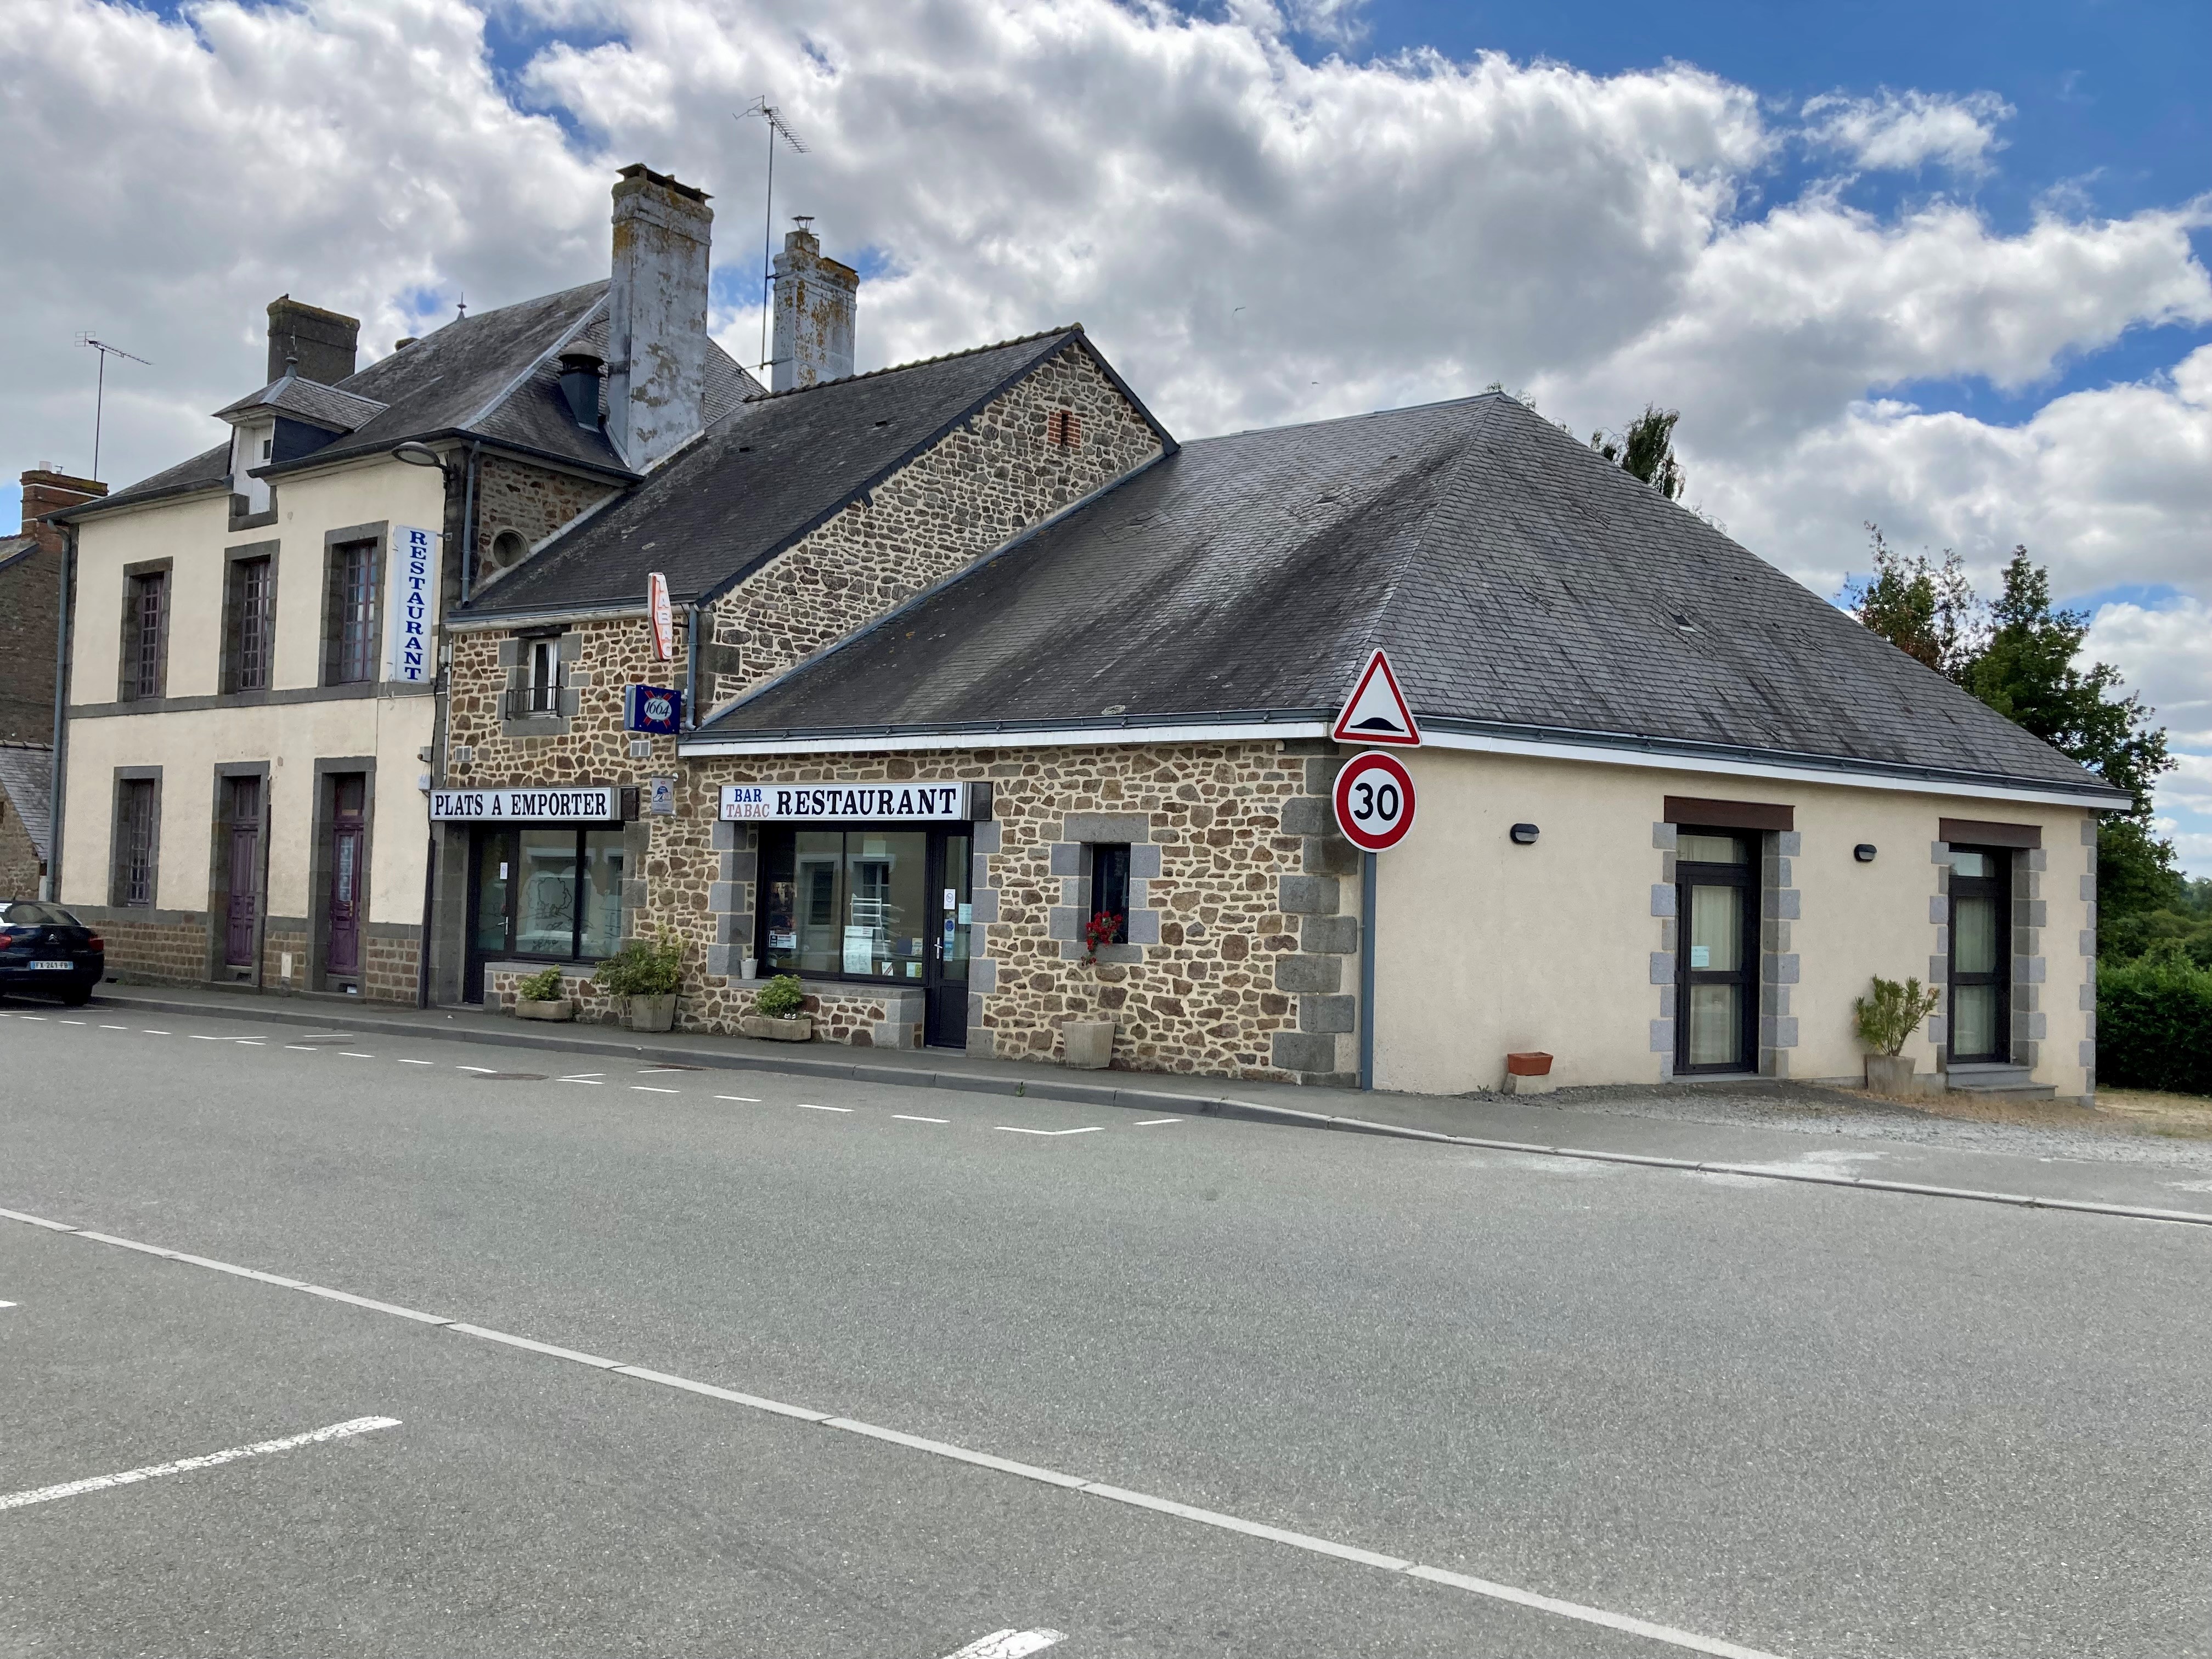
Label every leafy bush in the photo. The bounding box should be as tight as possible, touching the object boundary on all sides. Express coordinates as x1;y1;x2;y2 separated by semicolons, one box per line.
753;973;805;1019
2097;955;2212;1096
516;965;566;1002
593;933;683;998
1852;975;1940;1057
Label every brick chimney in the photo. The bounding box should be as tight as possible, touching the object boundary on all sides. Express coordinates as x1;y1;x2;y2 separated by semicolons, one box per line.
0;469;104;744
266;296;360;385
607;163;713;472
771;220;856;392
17;469;105;557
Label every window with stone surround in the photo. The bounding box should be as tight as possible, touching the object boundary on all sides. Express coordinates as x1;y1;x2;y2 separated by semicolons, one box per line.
111;775;160;908
325;538;380;685
1089;843;1130;945
223;554;276;692
121;568;168;702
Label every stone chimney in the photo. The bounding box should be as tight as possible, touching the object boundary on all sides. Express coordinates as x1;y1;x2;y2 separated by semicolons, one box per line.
771;220;857;392
0;469;105;743
266;296;360;385
607;163;713;472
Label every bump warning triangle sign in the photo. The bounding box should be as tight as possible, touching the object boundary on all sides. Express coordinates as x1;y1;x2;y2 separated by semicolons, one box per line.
1332;648;1421;746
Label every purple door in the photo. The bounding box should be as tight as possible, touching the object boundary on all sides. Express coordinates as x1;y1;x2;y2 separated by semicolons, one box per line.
326;775;365;981
224;777;261;968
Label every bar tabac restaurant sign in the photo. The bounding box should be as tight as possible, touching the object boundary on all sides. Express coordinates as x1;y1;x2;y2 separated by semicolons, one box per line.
431;786;617;821
719;782;978;822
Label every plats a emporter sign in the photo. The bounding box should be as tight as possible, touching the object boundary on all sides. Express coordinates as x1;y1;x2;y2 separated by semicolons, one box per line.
431;786;617;821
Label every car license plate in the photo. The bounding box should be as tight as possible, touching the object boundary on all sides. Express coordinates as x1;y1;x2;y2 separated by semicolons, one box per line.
30;960;73;971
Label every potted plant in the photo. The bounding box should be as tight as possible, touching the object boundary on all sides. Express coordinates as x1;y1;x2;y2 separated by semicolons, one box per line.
594;932;684;1032
1063;909;1122;1070
1854;975;1940;1097
740;973;813;1042
512;964;573;1023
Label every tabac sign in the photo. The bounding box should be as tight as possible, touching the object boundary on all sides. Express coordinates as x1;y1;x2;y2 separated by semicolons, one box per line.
431;786;617;822
719;782;980;822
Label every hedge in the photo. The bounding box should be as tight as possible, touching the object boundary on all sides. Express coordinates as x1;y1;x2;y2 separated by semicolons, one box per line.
2096;956;2212;1096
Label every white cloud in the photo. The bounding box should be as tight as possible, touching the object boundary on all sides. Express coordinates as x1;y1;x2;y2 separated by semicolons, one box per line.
2087;595;2212;752
1802;87;2014;174
4;0;2210;868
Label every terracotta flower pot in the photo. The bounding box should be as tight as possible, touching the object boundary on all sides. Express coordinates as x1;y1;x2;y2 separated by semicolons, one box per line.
1063;1019;1115;1070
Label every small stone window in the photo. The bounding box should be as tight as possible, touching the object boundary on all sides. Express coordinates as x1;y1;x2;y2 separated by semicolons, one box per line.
1089;843;1130;945
1045;407;1083;449
487;528;528;573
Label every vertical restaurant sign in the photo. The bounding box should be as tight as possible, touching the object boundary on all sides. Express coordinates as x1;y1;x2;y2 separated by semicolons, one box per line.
648;571;674;661
383;525;438;684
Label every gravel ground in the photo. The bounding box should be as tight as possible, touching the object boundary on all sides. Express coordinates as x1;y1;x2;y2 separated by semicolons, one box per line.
1513;1080;2212;1171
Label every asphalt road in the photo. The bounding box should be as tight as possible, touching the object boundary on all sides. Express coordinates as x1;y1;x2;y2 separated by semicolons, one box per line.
2;1006;2207;1657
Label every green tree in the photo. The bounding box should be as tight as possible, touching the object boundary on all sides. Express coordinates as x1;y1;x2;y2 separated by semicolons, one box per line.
1841;524;1981;677
1590;405;1685;499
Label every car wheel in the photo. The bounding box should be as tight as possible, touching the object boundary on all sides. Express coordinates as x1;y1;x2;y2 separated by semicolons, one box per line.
59;986;93;1007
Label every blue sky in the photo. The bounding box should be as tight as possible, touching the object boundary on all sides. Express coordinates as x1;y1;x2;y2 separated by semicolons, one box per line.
6;0;2208;863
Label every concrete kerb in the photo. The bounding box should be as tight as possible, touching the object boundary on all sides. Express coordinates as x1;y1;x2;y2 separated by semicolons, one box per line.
71;992;2212;1231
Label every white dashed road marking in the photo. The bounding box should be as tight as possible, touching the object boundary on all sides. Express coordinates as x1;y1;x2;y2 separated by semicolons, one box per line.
797;1103;852;1114
893;1114;950;1125
0;1417;400;1513
715;1094;761;1102
396;1059;432;1066
941;1631;1066;1659
0;1207;1786;1657
455;1066;496;1074
631;1086;679;1094
1134;1119;1181;1127
997;1126;1103;1137
341;1052;375;1059
558;1076;603;1085
284;1045;319;1052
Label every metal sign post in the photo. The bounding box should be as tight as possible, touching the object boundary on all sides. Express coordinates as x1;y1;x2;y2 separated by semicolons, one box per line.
1333;650;1422;1091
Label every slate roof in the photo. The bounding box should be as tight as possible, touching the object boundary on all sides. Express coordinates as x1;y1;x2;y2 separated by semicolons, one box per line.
464;326;1164;615
0;743;53;862
58;282;762;521
214;375;389;432
693;393;2121;800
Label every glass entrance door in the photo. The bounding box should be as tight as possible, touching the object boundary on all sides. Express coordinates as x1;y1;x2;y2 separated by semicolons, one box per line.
926;831;972;1048
466;828;517;1002
1948;847;2010;1063
1675;831;1758;1074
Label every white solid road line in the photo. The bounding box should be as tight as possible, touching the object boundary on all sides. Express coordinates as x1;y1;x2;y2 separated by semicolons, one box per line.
893;1114;950;1124
941;1630;1066;1659
996;1126;1103;1137
0;1416;399;1513
3;1209;1787;1659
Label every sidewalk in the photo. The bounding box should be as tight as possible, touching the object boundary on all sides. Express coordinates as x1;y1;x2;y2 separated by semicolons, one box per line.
65;981;2212;1227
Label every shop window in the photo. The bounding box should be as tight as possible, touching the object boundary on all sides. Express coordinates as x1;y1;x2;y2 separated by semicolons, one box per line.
471;826;626;963
760;827;932;982
1089;843;1130;945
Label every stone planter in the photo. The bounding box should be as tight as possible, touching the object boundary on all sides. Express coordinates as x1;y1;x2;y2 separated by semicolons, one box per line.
628;994;678;1034
740;1013;813;1042
1063;1019;1115;1070
1865;1053;1917;1097
514;997;574;1023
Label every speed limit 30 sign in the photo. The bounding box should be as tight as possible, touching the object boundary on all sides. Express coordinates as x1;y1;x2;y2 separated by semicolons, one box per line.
1333;751;1417;852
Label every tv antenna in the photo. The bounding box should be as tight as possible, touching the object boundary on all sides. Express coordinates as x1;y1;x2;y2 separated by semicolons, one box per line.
75;334;150;479
737;97;809;372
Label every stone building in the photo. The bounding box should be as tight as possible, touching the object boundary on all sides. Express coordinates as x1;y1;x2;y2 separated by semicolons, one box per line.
443;331;2120;1098
46;163;754;1000
0;741;53;896
0;469;105;748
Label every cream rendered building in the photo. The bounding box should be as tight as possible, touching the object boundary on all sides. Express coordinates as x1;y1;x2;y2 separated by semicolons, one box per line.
50;166;755;1001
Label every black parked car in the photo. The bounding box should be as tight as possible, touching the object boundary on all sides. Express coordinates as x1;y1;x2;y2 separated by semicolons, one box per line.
0;900;104;1006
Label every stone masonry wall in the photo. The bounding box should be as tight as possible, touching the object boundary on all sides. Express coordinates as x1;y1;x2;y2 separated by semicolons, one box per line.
79;909;208;986
0;795;41;895
702;339;1160;708
471;455;620;582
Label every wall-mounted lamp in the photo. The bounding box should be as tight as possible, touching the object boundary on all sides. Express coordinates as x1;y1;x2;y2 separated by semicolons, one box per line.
1510;823;1541;845
1853;843;1877;863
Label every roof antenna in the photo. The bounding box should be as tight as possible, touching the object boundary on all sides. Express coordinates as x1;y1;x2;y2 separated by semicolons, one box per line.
74;333;150;480
455;292;467;320
737;97;809;373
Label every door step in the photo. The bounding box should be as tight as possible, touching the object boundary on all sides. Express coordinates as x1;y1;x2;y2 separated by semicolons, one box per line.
1943;1063;2056;1098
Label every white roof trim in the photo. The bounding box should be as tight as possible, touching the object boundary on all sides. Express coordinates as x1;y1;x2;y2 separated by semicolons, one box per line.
678;719;2121;808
